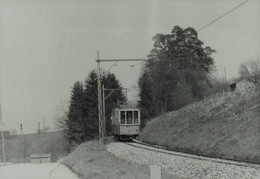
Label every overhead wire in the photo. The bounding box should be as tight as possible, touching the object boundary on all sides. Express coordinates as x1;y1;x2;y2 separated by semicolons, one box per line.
122;65;135;88
120;59;146;89
93;8;146;99
198;0;250;32
132;61;146;67
101;60;119;78
125;61;146;87
4;114;36;132
102;60;144;104
120;60;146;100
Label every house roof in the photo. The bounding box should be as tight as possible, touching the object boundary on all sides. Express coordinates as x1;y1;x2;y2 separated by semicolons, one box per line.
229;77;245;85
30;153;51;159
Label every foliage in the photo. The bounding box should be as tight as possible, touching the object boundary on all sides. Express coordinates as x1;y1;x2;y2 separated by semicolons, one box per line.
239;58;260;89
66;81;85;144
65;70;125;144
138;26;216;121
138;71;155;128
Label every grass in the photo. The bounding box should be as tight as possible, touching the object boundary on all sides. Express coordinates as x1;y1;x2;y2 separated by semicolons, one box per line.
60;139;177;179
139;88;260;164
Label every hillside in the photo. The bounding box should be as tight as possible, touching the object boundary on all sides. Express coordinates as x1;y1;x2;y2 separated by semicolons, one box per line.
0;131;68;162
139;88;260;164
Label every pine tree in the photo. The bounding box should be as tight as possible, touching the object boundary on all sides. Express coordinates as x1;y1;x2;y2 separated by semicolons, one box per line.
82;70;99;140
65;70;126;144
103;72;126;135
66;81;84;144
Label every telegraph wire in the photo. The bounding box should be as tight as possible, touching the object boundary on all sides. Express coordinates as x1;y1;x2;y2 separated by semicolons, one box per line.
4;115;36;132
198;0;250;32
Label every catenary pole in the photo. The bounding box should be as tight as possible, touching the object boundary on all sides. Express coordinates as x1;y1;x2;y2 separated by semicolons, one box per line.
102;85;106;137
38;121;41;163
96;51;103;140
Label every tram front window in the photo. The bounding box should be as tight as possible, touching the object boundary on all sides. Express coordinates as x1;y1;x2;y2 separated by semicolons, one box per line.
120;111;126;124
126;111;132;124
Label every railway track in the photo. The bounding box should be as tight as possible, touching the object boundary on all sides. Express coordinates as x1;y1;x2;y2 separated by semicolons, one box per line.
107;140;260;178
127;138;260;169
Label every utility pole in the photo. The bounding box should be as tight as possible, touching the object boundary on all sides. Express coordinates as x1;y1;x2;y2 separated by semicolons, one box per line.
96;52;145;141
224;66;227;82
21;124;26;158
18;123;26;160
0;104;6;162
42;117;46;131
38;121;41;163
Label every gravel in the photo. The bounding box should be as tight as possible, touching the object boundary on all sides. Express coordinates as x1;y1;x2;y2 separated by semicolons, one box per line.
106;142;260;179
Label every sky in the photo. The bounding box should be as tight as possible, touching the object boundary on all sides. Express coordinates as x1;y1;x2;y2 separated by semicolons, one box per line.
0;0;259;133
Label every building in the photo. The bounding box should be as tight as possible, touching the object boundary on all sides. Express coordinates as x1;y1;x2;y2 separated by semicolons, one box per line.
229;78;251;92
0;131;10;139
30;153;52;163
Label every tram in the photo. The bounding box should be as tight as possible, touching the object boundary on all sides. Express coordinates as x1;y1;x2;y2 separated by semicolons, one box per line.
111;106;140;139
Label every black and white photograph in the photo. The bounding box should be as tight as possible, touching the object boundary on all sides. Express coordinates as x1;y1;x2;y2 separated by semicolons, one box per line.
0;0;259;178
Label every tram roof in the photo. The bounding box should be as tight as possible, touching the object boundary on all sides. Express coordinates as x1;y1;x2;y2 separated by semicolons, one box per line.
114;104;139;110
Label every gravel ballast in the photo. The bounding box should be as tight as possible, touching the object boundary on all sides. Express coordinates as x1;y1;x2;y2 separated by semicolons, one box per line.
107;142;260;179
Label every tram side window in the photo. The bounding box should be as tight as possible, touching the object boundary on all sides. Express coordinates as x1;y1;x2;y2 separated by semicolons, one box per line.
120;111;126;124
127;111;132;124
134;111;138;124
111;111;115;125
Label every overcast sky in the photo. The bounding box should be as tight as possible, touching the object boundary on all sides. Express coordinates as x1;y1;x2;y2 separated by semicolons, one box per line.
0;0;259;133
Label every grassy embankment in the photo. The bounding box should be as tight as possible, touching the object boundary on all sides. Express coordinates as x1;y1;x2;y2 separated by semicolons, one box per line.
0;131;68;162
60;139;176;179
139;88;260;164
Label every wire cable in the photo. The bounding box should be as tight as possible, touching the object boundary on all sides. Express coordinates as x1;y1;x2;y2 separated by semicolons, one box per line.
101;60;119;78
198;0;250;32
4;114;36;131
124;61;145;86
122;65;135;88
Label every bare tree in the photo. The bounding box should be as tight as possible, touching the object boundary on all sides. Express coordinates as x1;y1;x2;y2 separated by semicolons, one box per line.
239;58;260;89
54;100;69;130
